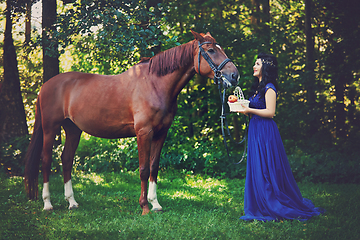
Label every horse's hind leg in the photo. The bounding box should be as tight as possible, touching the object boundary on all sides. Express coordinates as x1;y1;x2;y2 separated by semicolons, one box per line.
61;119;82;209
42;128;58;211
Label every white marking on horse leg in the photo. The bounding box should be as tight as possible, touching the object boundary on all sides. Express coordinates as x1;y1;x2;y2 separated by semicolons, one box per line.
42;182;53;211
147;181;162;211
64;179;79;209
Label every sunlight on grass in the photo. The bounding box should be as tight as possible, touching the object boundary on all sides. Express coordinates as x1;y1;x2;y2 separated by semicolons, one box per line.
8;176;23;183
161;174;240;209
168;190;198;200
316;191;332;198
76;172;104;186
186;176;226;190
1;172;359;239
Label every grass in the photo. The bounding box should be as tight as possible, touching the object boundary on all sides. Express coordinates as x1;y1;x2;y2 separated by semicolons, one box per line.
0;170;359;240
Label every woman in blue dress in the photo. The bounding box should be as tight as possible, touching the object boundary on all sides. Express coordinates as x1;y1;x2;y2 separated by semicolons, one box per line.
238;53;324;221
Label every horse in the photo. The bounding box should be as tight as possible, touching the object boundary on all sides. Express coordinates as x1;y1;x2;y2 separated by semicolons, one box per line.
24;30;239;215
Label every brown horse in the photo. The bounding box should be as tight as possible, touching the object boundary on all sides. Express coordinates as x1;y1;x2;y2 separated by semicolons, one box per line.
24;30;239;215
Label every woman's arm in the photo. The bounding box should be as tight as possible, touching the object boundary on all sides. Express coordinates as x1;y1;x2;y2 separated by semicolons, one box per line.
239;88;277;118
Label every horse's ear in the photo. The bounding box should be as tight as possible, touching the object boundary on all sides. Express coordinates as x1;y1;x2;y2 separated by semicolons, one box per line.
191;30;204;42
205;32;213;38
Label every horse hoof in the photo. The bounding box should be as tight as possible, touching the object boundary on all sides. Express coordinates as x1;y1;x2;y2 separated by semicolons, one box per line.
141;208;151;215
43;207;53;211
152;208;163;213
69;205;79;210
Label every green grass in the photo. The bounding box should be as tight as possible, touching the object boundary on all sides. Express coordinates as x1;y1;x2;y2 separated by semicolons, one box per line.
1;170;359;240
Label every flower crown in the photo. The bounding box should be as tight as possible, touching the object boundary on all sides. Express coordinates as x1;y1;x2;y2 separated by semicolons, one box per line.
261;59;276;67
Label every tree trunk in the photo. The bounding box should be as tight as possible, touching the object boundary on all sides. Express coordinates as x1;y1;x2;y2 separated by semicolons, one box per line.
305;0;317;135
251;0;260;26
42;0;61;145
25;0;31;45
42;0;59;83
0;0;29;145
251;0;270;50
335;78;346;140
261;0;270;50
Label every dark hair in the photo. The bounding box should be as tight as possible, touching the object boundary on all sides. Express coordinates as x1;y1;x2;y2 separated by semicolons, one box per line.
249;52;279;98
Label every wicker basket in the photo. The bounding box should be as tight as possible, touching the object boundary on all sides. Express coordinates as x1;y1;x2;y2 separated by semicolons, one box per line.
227;87;250;112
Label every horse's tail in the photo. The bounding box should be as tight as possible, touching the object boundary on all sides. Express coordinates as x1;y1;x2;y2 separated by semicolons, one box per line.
24;98;43;200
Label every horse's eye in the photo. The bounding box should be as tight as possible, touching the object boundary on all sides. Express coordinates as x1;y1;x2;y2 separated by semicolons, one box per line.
208;49;215;53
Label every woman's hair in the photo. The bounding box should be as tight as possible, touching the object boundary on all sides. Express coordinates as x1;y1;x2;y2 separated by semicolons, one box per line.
249;52;279;98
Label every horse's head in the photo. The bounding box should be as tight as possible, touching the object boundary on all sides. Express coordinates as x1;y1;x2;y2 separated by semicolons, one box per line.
192;30;239;88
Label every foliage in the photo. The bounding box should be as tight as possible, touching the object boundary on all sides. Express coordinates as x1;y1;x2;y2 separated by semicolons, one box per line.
47;127;359;183
160;116;247;179
0;135;29;176
47;116;247;179
73;135;139;173
1;0;359;184
289;148;360;184
1;171;360;239
55;0;177;75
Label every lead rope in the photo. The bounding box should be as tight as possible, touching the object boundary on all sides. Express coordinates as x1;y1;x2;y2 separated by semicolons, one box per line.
218;84;248;164
197;40;247;164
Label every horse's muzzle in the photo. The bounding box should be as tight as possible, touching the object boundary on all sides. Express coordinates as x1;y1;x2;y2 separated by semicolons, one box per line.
221;71;240;88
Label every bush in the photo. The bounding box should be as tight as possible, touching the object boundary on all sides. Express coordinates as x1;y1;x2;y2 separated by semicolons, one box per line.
51;117;248;179
0;135;30;176
160;135;247;179
158;117;247;179
73;136;139;173
288;148;360;184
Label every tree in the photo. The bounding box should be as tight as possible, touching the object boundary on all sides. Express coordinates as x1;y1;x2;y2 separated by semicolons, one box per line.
42;0;60;145
317;0;360;142
250;0;270;51
0;0;29;175
304;0;317;135
0;0;29;145
42;0;59;84
24;0;31;45
42;0;73;145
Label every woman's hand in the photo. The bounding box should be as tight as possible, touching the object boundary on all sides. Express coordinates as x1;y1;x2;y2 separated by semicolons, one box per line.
237;104;251;116
236;88;277;118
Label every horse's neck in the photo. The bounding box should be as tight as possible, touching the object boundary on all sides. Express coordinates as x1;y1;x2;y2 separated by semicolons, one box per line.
150;40;197;100
164;66;197;101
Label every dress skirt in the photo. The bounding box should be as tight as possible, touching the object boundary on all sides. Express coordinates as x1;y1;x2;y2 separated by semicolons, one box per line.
239;115;324;221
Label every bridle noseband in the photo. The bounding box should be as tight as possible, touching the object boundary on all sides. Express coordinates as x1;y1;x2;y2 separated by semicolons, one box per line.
197;41;232;86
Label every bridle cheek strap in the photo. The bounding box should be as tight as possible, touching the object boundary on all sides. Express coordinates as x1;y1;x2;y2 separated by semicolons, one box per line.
197;41;232;85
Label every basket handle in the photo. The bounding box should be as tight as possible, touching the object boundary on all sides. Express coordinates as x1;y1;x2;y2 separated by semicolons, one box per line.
234;87;245;101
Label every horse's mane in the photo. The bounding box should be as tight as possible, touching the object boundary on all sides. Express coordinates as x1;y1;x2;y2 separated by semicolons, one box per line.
138;35;217;77
138;41;196;76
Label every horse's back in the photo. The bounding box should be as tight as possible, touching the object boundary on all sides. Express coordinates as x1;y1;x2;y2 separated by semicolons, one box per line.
38;71;138;138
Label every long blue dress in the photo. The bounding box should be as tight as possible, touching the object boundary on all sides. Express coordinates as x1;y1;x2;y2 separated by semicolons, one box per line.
240;83;324;222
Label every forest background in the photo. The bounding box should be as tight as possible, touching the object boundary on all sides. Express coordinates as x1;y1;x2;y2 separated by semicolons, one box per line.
0;0;359;184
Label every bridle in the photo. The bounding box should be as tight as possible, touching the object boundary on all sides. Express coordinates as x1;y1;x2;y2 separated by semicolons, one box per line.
197;41;247;164
197;41;232;86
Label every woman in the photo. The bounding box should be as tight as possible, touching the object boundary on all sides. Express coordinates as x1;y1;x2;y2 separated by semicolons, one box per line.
238;53;324;221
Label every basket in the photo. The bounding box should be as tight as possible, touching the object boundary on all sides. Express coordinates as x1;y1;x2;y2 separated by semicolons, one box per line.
227;87;250;112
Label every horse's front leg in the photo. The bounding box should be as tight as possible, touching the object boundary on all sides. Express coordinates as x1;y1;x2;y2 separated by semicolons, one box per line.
147;132;168;212
62;120;82;209
136;129;153;215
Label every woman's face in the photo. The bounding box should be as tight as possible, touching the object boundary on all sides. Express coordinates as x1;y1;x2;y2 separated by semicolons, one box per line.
253;58;262;80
